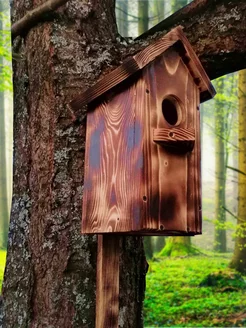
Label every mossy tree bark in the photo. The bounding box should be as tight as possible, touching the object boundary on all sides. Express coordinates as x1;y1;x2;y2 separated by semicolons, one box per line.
214;78;227;252
159;236;198;257
230;70;246;274
0;2;9;250
3;1;146;327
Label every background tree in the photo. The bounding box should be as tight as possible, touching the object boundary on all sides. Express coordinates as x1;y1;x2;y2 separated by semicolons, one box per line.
154;236;166;253
214;78;227;252
151;0;165;26
0;2;11;250
144;237;154;259
171;0;187;12
117;0;128;37
230;69;246;273
138;0;149;35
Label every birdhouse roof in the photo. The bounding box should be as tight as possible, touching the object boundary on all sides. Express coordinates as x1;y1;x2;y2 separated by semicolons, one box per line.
70;26;215;110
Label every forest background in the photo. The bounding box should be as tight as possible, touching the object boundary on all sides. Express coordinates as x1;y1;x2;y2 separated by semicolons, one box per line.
0;0;246;327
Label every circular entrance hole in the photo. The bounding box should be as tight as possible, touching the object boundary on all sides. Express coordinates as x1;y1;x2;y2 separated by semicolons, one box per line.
162;96;182;126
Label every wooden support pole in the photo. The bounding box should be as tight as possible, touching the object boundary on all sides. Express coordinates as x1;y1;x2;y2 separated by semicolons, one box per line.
96;235;120;328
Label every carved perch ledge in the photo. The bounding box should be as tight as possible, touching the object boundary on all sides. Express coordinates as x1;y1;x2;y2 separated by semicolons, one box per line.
11;0;69;40
153;127;195;152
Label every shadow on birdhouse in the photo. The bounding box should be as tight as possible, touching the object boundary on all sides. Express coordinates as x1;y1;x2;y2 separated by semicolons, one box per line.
71;26;216;236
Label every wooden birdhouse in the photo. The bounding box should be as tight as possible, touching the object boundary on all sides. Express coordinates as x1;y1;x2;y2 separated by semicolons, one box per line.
71;26;215;236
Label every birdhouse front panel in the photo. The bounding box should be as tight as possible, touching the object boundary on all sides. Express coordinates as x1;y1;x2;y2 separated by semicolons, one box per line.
142;47;201;235
70;27;215;236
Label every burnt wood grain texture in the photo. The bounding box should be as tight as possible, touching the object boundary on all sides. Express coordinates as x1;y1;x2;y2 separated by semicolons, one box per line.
70;26;215;111
82;45;206;236
96;235;120;328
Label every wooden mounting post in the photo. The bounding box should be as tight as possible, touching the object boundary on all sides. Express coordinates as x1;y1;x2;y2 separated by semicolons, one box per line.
96;235;120;328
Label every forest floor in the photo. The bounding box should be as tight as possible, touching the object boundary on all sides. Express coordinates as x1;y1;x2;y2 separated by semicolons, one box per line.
144;253;246;327
0;250;6;291
1;250;245;327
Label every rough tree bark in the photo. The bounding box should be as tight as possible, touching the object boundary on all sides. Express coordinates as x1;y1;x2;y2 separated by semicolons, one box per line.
3;1;146;327
2;0;246;327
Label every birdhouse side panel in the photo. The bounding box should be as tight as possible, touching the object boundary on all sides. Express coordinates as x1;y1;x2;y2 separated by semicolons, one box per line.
82;85;147;234
186;73;201;233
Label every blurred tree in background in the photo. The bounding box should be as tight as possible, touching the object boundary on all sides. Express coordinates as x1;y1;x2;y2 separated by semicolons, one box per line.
138;1;149;35
230;69;246;274
117;0;128;37
0;1;12;250
214;78;227;252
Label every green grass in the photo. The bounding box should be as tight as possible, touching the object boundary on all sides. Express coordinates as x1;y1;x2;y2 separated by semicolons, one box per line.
144;254;246;327
0;250;6;292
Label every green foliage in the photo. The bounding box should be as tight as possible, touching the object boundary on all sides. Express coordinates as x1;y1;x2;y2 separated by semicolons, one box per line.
0;11;12;92
144;255;246;327
0;250;6;292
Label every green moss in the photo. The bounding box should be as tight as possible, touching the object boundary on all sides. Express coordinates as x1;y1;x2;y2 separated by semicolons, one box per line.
144;255;246;327
200;269;246;290
158;239;199;257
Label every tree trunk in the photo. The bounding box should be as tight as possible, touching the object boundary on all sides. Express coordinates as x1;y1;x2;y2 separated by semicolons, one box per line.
159;236;198;257
171;0;187;13
230;69;246;274
117;0;128;37
143;237;153;259
3;1;146;327
138;1;149;35
152;0;164;26
214;78;227;252
154;237;166;254
0;2;9;250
